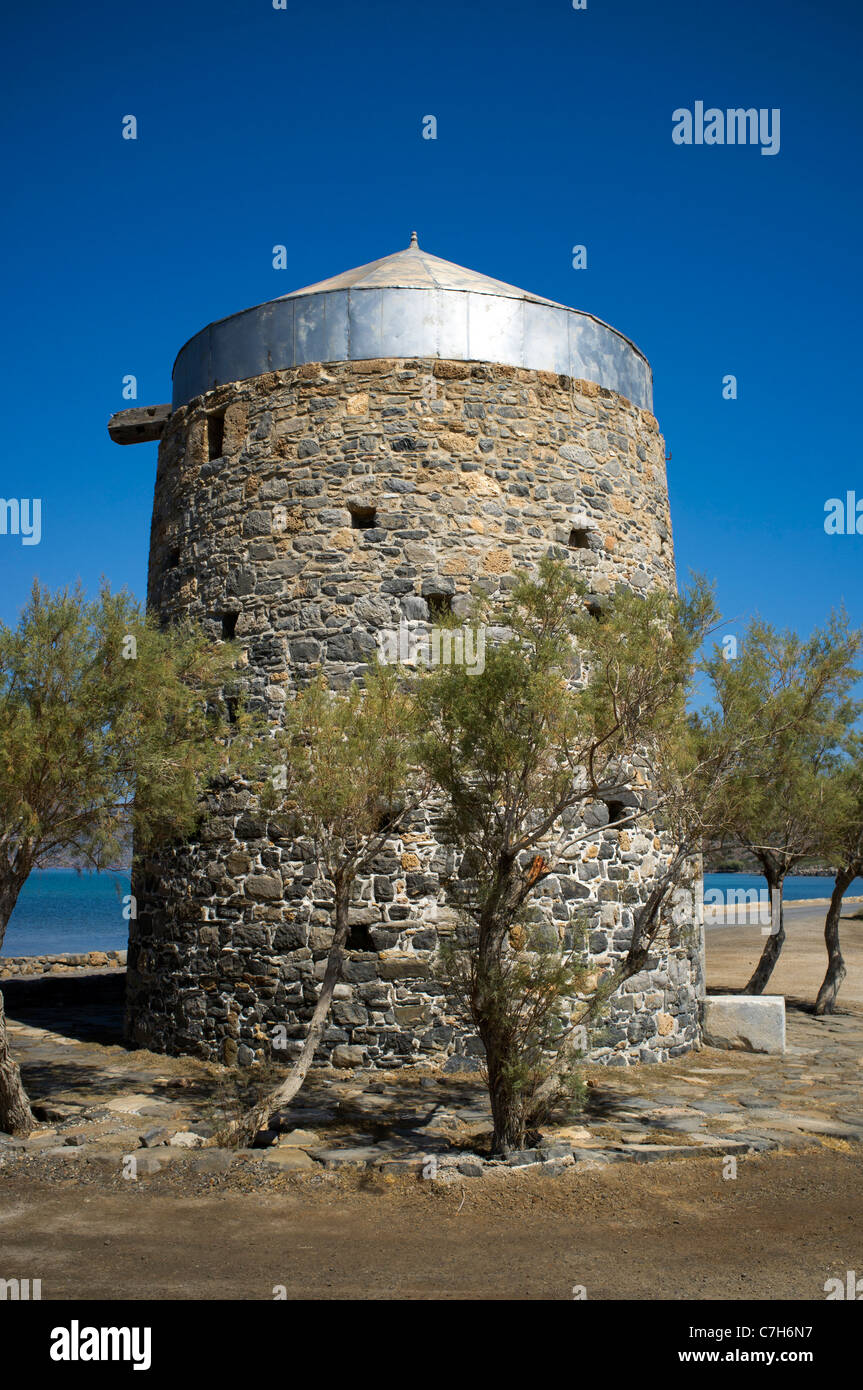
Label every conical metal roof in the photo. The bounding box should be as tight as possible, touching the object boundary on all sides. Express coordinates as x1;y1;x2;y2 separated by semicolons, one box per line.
280;233;566;308
170;235;653;412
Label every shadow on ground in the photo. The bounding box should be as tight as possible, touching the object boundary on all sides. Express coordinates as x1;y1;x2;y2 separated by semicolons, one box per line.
3;970;126;1045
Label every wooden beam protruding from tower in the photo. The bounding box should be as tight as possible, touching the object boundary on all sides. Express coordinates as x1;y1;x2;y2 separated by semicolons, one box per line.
108;404;171;445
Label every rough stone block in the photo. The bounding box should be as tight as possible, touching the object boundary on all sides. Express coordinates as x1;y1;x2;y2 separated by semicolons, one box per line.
259;1148;316;1170
331;1044;366;1068
701;995;786;1054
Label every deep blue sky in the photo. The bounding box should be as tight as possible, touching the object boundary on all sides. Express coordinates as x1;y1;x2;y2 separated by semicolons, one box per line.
1;0;860;656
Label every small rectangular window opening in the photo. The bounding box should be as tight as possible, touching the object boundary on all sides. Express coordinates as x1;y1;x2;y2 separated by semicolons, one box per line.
168;546;181;568
207;409;226;461
222;612;238;640
427;593;452;619
346;923;375;950
350;505;377;530
569;527;591;550
585;598;605;621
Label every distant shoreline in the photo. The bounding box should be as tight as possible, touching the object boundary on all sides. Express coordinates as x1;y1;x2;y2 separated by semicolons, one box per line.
34;864;132;874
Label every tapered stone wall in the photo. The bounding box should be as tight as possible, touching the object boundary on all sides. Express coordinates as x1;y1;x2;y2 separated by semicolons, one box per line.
125;357;703;1069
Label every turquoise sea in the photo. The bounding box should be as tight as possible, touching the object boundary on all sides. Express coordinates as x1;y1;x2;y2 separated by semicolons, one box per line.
703;873;863;902
1;869;862;959
1;868;131;957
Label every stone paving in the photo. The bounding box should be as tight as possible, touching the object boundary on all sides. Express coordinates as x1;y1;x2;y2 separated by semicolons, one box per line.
1;971;862;1183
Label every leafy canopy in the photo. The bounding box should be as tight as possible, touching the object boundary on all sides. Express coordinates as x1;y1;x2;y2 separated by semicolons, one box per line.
259;661;422;883
416;556;716;884
0;581;241;898
700;613;862;876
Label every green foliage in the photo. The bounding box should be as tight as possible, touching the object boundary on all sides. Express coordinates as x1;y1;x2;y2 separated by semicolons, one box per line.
258;660;421;883
0;580;241;929
695;612;861;994
816;738;863;875
415;558;717;1150
417;558;715;896
439;914;591;1132
700;613;862;881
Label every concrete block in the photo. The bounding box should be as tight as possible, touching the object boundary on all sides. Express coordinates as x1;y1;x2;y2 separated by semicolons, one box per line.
701;995;786;1054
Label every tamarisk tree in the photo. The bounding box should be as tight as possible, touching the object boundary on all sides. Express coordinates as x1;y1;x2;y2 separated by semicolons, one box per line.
234;664;423;1143
703;616;860;995
0;582;241;1134
814;745;863;1015
415;559;717;1154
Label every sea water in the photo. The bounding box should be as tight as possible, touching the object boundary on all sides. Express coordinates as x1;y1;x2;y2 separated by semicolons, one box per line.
1;868;131;957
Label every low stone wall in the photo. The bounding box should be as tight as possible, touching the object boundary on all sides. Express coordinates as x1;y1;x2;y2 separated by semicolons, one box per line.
0;950;127;980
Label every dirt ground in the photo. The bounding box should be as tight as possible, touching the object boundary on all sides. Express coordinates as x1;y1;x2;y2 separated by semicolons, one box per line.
1;1147;860;1300
2;896;862;1302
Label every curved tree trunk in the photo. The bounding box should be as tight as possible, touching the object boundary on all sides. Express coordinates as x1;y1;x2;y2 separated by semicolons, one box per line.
814;868;854;1015
229;880;350;1146
0;870;35;1136
744;872;785;994
529;850;687;1121
0;989;34;1136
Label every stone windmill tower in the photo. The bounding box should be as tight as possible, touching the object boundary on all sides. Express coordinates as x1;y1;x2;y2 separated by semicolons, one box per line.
109;235;704;1071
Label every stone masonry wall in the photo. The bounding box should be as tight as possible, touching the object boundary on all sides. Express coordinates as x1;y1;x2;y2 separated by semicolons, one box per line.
125;357;703;1070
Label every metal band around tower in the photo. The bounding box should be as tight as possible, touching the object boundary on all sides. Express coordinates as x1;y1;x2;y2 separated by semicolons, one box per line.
171;242;653;411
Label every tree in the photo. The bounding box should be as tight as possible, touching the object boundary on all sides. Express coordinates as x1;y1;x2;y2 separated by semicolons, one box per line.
527;608;843;1124
415;558;717;1154
0;582;240;1134
232;664;423;1144
703;617;860;995
814;746;863;1015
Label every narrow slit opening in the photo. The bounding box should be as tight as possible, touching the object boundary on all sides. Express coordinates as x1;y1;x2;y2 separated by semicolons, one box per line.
207;409;226;461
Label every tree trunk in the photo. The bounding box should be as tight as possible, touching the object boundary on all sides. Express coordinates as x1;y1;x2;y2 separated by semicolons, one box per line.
622;852;686;982
479;997;525;1156
0;870;35;1136
743;872;785;994
814;868;855;1015
528;852;687;1119
0;989;34;1136
472;891;526;1156
229;881;351;1146
486;1054;526;1156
